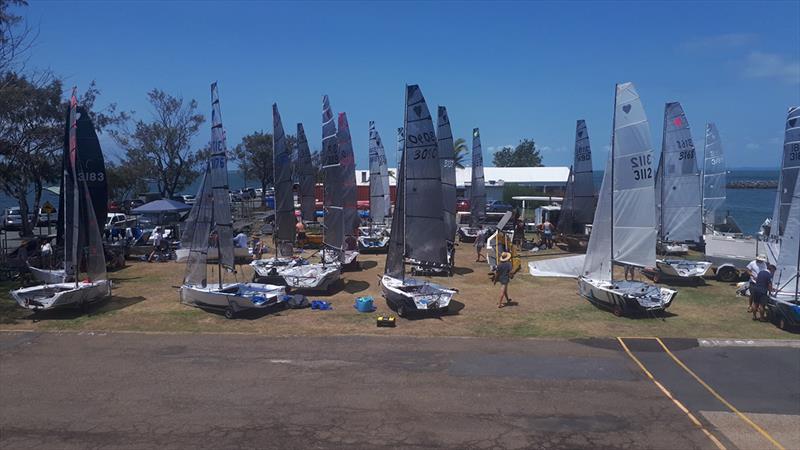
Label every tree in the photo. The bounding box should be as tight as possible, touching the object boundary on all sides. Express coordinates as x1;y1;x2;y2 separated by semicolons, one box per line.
453;137;468;169
0;72;62;236
233;131;273;202
110;89;205;197
492;139;543;167
0;0;34;77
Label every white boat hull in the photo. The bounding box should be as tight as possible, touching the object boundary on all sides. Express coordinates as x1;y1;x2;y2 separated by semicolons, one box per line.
250;257;299;278
357;235;390;251
321;249;359;266
458;226;480;242
280;264;341;290
578;277;676;314
11;280;112;311
27;264;66;284
380;275;454;315
659;242;689;255
180;282;286;313
655;259;712;279
175;247;251;262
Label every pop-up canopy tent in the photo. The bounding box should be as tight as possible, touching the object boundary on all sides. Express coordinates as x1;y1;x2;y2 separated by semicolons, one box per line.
131;199;191;226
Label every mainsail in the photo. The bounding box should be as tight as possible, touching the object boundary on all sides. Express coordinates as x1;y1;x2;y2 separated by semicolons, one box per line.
273;104;295;246
321;95;344;254
702;123;726;227
470;128;486;227
437;106;458;241
297;123;317;222
368;121;390;223
385;147;406;279
657;102;702;243
772;107;800;237
611;82;656;268
184;82;234;285
774;175;800;299
559;120;596;234
402;84;447;266
337;112;359;235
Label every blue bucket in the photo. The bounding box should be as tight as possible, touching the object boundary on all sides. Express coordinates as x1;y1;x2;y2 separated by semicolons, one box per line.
354;296;375;313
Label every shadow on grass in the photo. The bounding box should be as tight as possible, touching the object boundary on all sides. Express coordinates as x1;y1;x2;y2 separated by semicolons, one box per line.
452;266;474;276
403;299;465;321
586;301;679;320
201;302;291;321
343;280;370;294
25;295;146;323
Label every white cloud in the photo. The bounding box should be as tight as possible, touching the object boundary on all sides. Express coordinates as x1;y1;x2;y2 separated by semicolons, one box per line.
539;145;567;153
742;51;800;84
680;33;757;51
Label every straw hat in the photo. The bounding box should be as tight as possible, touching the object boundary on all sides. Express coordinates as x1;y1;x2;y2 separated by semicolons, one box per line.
500;252;511;262
756;254;767;262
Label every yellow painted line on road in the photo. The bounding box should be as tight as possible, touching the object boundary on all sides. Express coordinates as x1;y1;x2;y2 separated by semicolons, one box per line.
654;337;786;450
617;337;726;450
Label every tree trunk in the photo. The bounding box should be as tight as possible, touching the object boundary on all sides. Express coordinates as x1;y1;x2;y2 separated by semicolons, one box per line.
17;188;32;237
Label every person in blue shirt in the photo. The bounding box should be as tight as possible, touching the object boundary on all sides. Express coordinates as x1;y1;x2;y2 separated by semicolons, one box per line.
751;264;776;321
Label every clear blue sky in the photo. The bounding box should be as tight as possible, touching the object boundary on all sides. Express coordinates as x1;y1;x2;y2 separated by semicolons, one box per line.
19;0;800;170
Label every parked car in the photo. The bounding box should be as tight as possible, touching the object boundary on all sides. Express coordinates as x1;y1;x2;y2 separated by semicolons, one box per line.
180;194;195;205
239;187;256;199
105;213;136;231
229;192;243;203
456;198;470;212
1;207;38;231
486;200;514;213
108;200;123;213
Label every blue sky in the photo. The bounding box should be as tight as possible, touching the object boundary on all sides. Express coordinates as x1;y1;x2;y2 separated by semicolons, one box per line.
19;0;800;170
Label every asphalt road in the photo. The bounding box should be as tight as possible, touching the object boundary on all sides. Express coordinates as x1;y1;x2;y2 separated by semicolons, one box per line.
0;332;796;449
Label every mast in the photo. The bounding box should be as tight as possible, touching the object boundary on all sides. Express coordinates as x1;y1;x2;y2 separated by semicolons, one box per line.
659;104;666;242
609;84;617;267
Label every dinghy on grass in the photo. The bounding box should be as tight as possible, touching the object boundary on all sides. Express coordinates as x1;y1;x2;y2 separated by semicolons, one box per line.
458;128;486;243
12;88;112;311
650;102;712;281
180;84;285;319
577;83;677;316
381;85;456;317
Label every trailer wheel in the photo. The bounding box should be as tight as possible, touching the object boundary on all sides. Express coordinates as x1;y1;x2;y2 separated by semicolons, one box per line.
224;307;235;320
653;272;661;283
613;305;623;317
716;266;738;282
396;304;406;318
779;317;787;331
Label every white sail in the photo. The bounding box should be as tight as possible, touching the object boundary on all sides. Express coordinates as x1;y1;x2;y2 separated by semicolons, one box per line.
658;102;702;243
702;123;726;227
612;82;656;268
774;175;800;299
572;120;596;225
582;154;613;280
772;106;800;237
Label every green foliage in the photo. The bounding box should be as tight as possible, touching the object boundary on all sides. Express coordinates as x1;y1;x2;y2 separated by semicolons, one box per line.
233;131;273;198
110;90;205;197
492;139;543;167
453;137;468;169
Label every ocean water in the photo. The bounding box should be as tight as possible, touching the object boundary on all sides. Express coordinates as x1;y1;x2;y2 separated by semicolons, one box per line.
2;169;780;235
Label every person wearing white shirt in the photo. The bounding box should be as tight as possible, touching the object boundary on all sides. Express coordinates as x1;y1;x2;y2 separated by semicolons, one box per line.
745;254;767;312
233;232;249;249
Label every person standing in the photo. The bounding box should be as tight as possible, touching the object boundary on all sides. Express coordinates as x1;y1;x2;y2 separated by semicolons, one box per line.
746;254;768;312
751;264;776;321
474;228;487;262
541;219;554;249
495;252;513;308
233;231;249;248
295;219;307;250
147;227;163;262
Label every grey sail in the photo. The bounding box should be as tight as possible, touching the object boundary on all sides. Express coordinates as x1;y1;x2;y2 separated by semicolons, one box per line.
611;82;656;268
557;166;575;234
209;83;234;271
385;148;406;279
64;91;80;280
368;121;389;223
297;123;317;222
774;174;800;299
184;163;213;286
403;85;447;266
470;128;486;227
572;120;596;226
702;123;726;227
337;112;359;235
658;102;702;243
582;155;613;280
437;106;458;242
273;104;295;246
772;107;800;237
321;95;343;253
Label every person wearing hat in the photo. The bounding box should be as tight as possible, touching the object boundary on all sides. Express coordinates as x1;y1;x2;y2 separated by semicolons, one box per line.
751;263;776;321
494;251;513;308
746;254;768;312
146;227;164;263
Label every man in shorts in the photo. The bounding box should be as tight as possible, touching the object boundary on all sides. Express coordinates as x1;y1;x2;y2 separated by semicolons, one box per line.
295;219;307;250
751;263;775;321
474;228;487;262
495;252;513;308
746;254;768;312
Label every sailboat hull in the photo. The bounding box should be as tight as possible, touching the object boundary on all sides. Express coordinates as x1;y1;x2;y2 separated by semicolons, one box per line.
27;264;67;284
321;249;359;269
279;264;341;290
653;260;712;280
357;235;390;252
11;280;112;311
175;247;250;262
381;275;454;316
458;226;480;243
657;242;689;255
180;283;286;314
578;277;676;315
